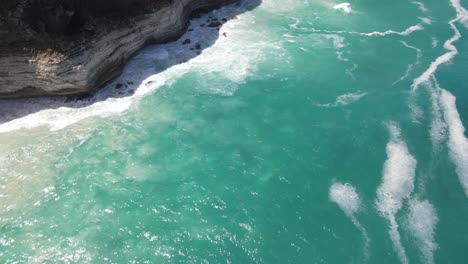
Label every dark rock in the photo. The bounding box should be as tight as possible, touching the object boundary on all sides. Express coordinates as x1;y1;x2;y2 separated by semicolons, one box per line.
223;32;227;37
115;83;124;89
188;28;194;32
222;18;227;22
182;38;191;45
195;43;201;49
208;21;222;27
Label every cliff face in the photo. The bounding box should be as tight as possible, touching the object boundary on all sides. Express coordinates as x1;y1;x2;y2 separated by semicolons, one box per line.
0;0;239;98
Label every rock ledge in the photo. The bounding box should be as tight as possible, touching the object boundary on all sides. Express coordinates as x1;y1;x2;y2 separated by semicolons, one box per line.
0;0;239;98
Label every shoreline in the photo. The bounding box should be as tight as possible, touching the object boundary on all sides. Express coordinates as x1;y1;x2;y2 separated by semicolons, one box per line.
0;0;262;131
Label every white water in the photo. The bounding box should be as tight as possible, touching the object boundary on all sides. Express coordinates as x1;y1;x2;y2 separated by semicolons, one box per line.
393;41;422;85
316;92;367;108
411;1;429;13
329;182;361;217
324;34;349;61
333;3;352;14
419;17;432;25
308;24;424;37
407;199;439;264
329;182;370;260
375;123;417;264
429;83;447;147
440;89;468;197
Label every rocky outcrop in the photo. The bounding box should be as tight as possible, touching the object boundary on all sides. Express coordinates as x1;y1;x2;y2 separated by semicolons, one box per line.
0;0;240;98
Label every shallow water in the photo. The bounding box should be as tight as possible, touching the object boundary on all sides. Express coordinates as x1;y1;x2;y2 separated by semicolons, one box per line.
1;0;468;263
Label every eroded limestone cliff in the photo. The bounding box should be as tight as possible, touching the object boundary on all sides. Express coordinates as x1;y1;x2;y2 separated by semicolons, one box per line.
0;0;239;97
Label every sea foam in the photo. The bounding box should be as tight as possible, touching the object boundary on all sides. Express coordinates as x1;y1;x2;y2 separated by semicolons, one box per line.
329;182;369;260
330;182;361;217
324;34;349;61
411;1;429;13
333;3;352;14
308;24;423;37
429;84;447;147
414;0;468;197
393;41;422;85
407;199;439;264
412;0;467;91
440;89;468;197
375;123;417;264
316;92;367;108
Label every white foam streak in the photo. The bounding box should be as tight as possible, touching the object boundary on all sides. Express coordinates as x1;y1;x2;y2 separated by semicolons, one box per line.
431;37;438;48
324;34;349;61
333;3;352;14
412;0;467;91
325;34;346;49
309;24;423;37
376;123;417;264
407;199;439;264
329;182;370;260
411;1;429;13
429;85;447;147
439;89;468;197
330;182;361;217
419;17;432;25
393;41;422;85
361;25;423;37
345;63;358;79
316;92;367;108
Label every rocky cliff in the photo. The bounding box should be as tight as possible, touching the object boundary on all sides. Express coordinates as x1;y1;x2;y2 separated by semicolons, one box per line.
0;0;240;98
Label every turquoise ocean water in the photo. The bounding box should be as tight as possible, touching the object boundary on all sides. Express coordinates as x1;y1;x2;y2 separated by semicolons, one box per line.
1;0;468;263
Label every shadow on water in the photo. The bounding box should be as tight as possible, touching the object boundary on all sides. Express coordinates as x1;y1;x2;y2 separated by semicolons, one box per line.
0;0;261;126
